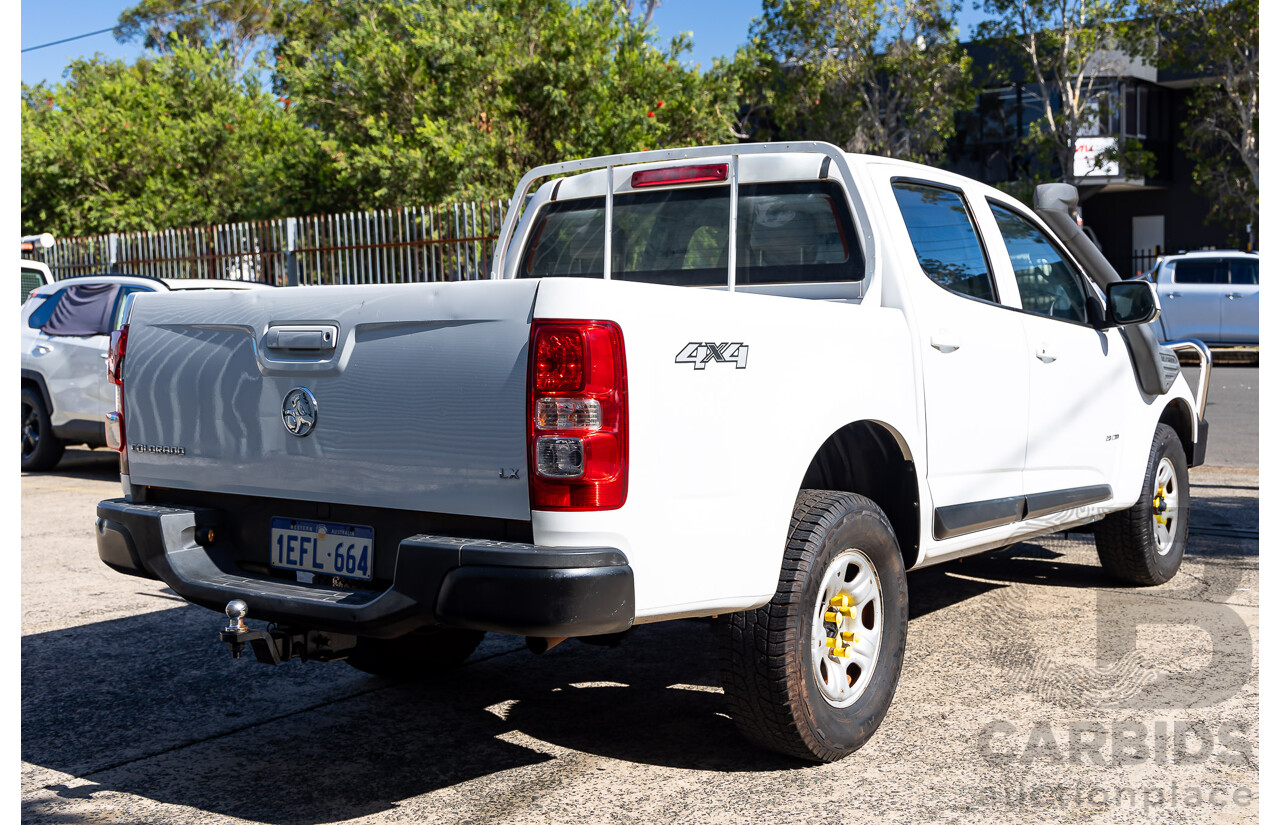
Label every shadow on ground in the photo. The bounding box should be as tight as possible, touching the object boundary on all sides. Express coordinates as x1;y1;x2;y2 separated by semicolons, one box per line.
22;448;119;482
22;499;1255;823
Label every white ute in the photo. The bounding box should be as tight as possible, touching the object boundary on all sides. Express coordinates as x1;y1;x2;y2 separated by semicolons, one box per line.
96;143;1210;762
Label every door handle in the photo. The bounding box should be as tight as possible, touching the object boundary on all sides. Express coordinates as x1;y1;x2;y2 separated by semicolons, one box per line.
1166;292;1182;298
929;331;962;353
1226;293;1243;299
1036;345;1057;363
32;345;52;356
99;352;110;359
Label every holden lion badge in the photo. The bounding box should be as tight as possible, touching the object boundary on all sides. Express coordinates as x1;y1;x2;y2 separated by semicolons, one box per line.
281;388;318;437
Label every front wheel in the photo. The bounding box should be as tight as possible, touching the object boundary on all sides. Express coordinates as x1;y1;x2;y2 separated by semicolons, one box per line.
717;491;909;762
345;628;485;680
21;387;64;472
1094;423;1190;585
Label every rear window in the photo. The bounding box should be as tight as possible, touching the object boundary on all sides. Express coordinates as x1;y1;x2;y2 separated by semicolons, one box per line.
518;181;863;286
21;267;47;303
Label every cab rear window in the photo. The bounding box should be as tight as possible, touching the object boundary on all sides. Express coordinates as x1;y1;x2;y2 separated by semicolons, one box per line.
519;181;864;286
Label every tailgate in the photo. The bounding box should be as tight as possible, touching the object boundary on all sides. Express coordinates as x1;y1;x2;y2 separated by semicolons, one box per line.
122;279;539;520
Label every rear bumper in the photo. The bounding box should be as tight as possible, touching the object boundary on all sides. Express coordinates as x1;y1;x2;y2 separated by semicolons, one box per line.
96;498;634;639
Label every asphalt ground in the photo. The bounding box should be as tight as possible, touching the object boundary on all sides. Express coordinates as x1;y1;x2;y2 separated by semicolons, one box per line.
21;367;1258;825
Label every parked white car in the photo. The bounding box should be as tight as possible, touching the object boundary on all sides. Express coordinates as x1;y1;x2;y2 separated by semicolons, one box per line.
1144;250;1259;344
21;274;271;471
95;143;1209;763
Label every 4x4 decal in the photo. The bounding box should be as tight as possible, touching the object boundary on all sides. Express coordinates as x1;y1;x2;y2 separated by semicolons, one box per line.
676;342;749;370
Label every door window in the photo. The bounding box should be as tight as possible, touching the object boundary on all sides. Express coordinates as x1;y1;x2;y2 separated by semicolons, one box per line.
890;182;996;302
1229;258;1259;285
36;283;122;336
27;290;63;328
988;202;1089;323
1170;259;1228;284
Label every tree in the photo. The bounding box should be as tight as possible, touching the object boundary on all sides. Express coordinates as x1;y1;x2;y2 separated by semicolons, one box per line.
272;0;741;208
21;43;322;235
747;0;973;163
115;0;286;74
1141;0;1257;237
617;0;661;26
977;0;1152;187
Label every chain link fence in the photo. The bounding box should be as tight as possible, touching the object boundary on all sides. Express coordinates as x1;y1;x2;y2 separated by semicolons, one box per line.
22;199;510;286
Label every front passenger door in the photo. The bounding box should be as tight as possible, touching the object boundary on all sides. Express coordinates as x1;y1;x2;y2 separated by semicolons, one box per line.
986;201;1132;507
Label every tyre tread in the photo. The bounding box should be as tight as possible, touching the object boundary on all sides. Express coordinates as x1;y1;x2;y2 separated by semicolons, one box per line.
718;489;898;762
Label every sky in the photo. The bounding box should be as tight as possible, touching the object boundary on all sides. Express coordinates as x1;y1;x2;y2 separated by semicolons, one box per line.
21;0;992;88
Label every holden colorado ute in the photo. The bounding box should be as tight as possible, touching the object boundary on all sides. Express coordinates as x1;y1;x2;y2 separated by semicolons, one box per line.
95;142;1210;763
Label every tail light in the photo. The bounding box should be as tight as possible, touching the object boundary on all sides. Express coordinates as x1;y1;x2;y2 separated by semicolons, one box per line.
529;320;627;510
107;325;128;386
105;324;128;471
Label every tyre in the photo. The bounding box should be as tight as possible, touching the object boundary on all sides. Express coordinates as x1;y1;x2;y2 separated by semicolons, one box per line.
717;490;909;762
1094;423;1189;585
345;627;485;679
21;387;64;472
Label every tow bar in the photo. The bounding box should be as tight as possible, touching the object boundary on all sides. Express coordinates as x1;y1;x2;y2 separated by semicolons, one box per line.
219;600;358;665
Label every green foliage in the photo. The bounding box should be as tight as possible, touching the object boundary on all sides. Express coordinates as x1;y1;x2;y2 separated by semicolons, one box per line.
21;42;322;236
746;0;973;163
25;0;744;234
115;0;285;72
1140;0;1257;236
272;0;740;208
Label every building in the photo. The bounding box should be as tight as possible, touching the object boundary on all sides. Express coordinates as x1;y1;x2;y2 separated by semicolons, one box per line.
946;40;1245;277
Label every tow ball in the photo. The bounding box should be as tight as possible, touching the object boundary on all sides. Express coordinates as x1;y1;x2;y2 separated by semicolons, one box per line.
218;600;357;665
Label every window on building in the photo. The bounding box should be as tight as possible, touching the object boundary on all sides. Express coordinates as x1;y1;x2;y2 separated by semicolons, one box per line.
891;182;996;302
989;203;1090;323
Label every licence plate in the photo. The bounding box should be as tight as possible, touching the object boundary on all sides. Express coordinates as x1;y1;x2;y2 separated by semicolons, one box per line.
270;518;374;581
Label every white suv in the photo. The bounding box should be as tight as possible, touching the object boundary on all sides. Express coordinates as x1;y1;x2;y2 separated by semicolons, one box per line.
1144;250;1259;344
20;274;270;471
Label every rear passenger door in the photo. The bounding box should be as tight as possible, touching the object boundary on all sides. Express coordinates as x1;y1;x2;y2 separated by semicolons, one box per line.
1157;258;1225;342
982;200;1131;507
882;176;1029;541
1220;257;1259;344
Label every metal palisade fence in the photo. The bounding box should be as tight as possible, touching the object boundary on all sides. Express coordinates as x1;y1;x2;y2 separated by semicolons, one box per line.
26;200;510;285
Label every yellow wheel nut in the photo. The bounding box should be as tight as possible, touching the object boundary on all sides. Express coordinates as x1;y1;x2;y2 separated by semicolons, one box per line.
829;593;850;610
824;611;839;624
841;631;859;644
825;637;837;649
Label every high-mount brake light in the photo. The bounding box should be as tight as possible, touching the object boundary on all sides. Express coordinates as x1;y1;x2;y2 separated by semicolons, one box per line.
631;163;728;188
529;320;627;510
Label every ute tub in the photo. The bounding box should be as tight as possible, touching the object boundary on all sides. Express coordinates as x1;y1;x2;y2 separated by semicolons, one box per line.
96;498;635;639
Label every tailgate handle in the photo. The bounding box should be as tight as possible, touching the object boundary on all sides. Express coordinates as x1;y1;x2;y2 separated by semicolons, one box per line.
266;325;337;351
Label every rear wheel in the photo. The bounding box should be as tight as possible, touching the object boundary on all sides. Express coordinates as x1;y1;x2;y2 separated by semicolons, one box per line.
717;491;908;762
1094;423;1189;585
21;387;64;472
345;628;485;680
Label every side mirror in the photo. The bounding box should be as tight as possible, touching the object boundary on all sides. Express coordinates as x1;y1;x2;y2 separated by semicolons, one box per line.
1105;280;1161;327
